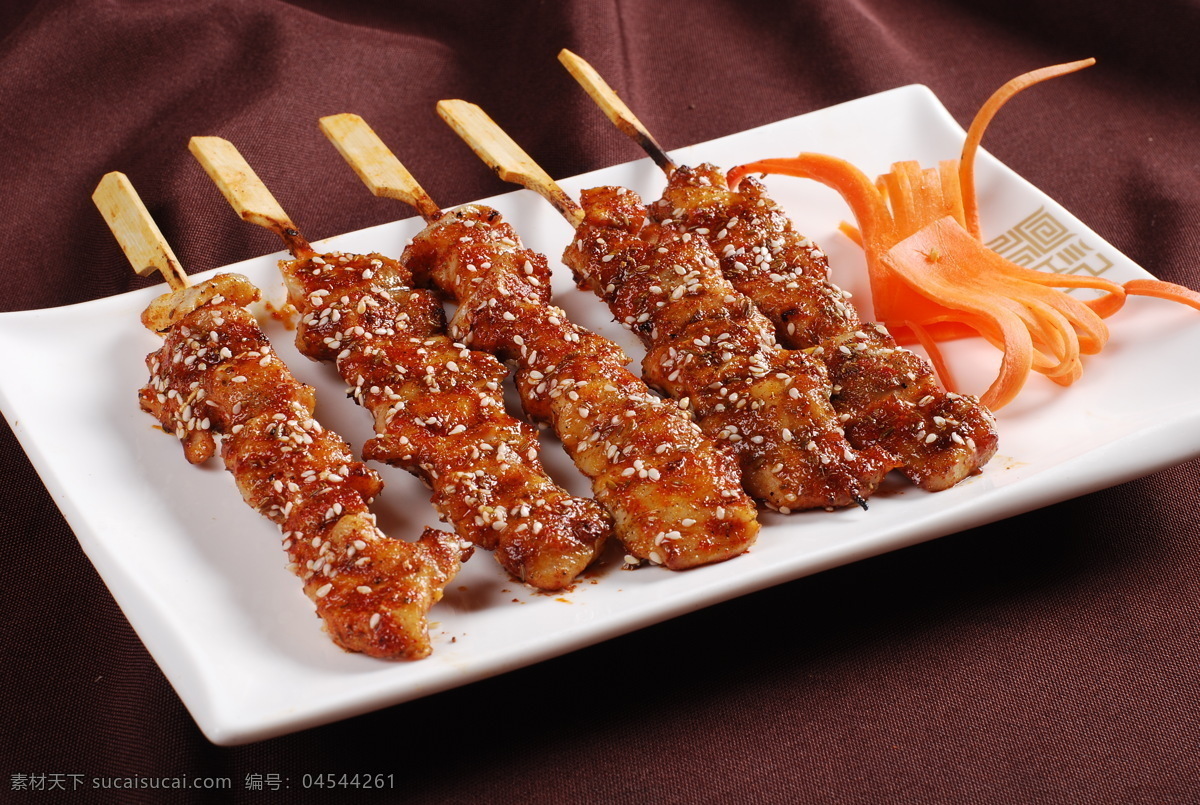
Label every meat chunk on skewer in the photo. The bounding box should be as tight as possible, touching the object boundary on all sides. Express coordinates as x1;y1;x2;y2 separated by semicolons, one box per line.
650;164;998;491
402;204;759;568
276;250;610;590
138;273;466;659
563;186;894;511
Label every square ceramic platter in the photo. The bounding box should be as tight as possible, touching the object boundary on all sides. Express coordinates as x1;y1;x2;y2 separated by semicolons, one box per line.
3;85;1198;745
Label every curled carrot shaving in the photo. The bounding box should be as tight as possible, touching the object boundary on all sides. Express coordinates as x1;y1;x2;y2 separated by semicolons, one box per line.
904;318;958;395
882;217;1087;408
959;59;1096;239
727;58;1200;410
1124;279;1200;311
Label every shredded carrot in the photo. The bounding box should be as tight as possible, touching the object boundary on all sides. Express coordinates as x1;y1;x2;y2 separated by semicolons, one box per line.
726;58;1200;409
904;318;959;395
1124;279;1200;311
959;59;1096;239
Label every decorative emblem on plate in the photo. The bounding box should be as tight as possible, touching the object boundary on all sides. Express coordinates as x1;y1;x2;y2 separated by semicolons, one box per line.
987;206;1114;278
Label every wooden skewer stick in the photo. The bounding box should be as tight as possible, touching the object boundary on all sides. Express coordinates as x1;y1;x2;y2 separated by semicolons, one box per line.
557;49;676;174
187;136;316;259
318;114;443;223
436;100;584;228
92;172;190;290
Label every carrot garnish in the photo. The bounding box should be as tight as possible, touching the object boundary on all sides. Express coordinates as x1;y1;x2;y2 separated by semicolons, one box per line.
727;58;1196;410
1124;279;1200;311
959;59;1097;239
903;318;959;396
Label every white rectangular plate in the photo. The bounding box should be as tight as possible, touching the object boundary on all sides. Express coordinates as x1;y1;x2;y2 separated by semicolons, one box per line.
3;85;1198;745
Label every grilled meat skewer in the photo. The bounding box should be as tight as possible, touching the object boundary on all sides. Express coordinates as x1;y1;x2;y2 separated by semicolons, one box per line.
94;172;465;659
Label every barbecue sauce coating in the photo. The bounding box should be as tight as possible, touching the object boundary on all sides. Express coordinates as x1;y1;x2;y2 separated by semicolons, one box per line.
563;186;893;511
138;274;464;659
277;251;609;591
651;164;998;491
402;205;759;569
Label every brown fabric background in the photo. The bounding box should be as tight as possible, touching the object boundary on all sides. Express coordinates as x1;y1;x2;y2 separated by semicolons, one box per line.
3;1;1199;802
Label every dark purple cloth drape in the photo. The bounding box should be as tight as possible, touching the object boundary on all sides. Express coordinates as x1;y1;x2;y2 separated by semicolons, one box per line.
3;1;1199;801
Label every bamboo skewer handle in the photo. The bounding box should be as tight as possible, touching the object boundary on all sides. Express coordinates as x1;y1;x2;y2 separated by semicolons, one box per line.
558;49;676;174
188;136;294;233
318;114;443;223
188;136;313;257
188;136;293;232
436;99;584;228
92;171;189;290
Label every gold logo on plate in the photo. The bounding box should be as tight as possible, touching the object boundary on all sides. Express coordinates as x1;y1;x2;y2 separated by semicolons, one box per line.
986;207;1114;278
